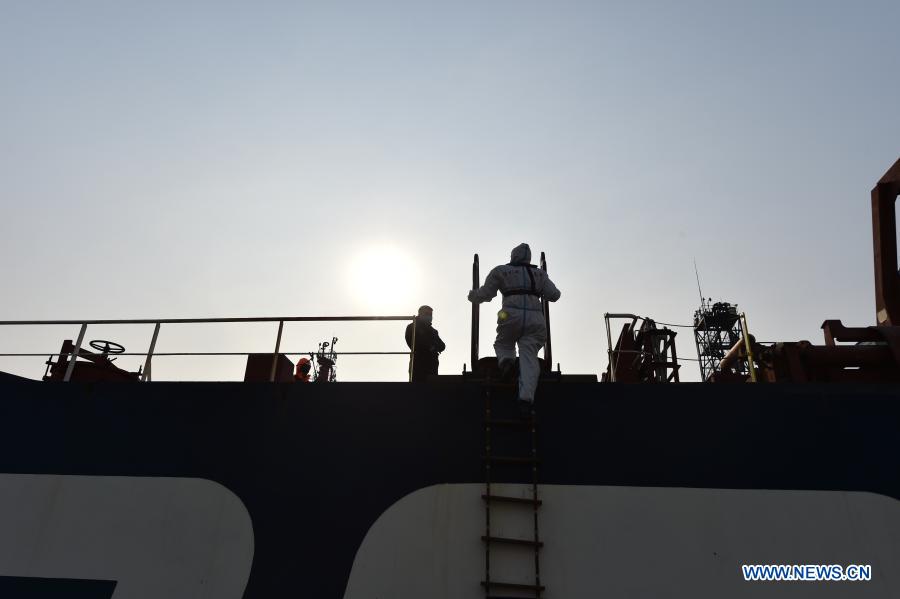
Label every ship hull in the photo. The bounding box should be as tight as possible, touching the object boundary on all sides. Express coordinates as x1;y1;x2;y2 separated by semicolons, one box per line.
1;374;899;597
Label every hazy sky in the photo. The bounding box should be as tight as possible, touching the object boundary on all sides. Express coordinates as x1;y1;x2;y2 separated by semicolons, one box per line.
1;1;898;381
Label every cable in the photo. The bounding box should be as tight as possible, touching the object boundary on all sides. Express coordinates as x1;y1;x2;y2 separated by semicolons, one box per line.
645;319;696;329
610;349;701;362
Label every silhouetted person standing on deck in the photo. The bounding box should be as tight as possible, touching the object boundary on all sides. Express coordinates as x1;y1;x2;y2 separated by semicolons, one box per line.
468;243;561;413
406;305;446;381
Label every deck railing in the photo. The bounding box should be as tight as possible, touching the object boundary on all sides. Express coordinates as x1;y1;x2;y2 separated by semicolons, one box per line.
0;315;417;382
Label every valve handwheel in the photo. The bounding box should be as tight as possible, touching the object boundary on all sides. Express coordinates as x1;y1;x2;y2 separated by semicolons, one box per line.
89;339;126;354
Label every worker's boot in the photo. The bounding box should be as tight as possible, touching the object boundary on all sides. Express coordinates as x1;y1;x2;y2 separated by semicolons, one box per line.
516;398;533;420
498;358;516;382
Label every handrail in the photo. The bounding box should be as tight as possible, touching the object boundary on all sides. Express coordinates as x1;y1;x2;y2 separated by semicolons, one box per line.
470;253;479;370
0;351;412;357
603;313;641;382
540;251;552;371
0;315;416;383
0;316;413;325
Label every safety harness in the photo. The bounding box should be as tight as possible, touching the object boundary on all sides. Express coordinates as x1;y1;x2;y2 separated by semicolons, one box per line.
503;265;542;298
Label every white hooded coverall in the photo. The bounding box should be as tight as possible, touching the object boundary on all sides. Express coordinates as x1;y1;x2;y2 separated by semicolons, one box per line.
469;243;561;403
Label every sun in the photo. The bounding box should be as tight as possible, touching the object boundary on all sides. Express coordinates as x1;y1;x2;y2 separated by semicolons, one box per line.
346;245;421;314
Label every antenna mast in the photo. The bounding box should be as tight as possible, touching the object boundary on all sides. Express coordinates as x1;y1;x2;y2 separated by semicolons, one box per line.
694;258;704;309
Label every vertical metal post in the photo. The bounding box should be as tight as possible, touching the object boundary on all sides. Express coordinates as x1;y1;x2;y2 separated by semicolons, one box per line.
141;322;161;382
270;320;284;382
604;313;615;382
471;253;480;371
872;158;900;325
540;252;552;372
408;317;417;382
669;333;680;382
693;315;705;380
740;313;758;383
63;323;87;382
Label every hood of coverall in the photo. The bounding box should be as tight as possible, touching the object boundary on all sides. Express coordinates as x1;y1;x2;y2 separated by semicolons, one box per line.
509;243;531;266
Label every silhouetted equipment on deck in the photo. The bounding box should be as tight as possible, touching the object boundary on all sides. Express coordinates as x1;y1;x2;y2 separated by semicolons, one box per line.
710;333;762;383
314;337;338;382
44;339;140;382
711;157;900;383
245;354;295;382
716;328;900;383
693;301;745;381
603;315;680;382
767;335;900;383
874;158;900;326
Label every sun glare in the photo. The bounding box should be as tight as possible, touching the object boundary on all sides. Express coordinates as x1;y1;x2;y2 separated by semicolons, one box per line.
346;245;420;314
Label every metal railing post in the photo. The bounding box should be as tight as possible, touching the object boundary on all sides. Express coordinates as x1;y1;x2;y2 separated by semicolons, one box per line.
63;323;87;382
740;312;758;382
540;251;551;371
471;254;480;371
409;317;417;382
270;320;284;382
141;322;161;382
604;313;614;382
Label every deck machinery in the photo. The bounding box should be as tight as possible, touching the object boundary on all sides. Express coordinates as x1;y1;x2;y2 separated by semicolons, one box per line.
701;157;900;383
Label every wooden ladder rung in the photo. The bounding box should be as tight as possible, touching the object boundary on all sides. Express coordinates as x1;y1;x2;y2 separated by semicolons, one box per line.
482;493;542;507
484;455;539;464
482;535;543;548
481;381;517;389
485;418;534;429
482;580;545;592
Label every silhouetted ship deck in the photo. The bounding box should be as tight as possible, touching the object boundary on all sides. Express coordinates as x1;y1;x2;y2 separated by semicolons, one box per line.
1;158;899;598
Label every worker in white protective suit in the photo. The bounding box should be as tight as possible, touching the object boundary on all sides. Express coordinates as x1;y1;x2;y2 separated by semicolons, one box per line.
467;243;561;413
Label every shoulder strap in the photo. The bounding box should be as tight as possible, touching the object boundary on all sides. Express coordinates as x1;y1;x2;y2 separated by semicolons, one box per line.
525;265;537;294
504;266;542;298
